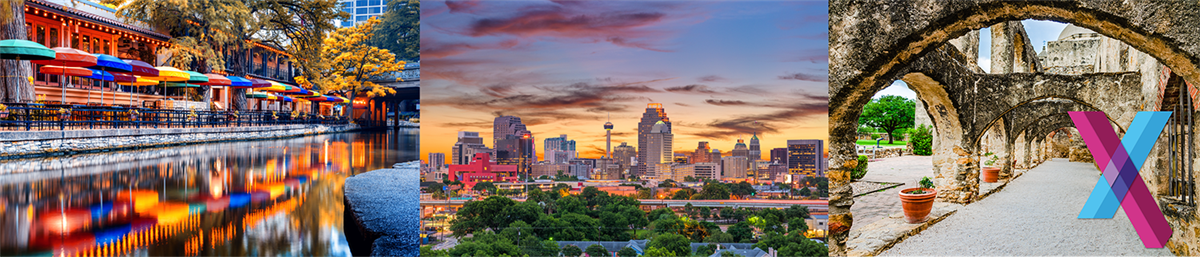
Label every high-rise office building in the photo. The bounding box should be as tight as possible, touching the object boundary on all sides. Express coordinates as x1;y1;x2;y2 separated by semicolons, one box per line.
732;138;749;158
544;134;576;164
336;0;395;27
613;142;637;177
451;131;489;165
494;116;529;148
496;132;536;175
691;142;712;164
722;156;750;179
749;133;761;161
644;121;673;178
637;103;670;177
428;153;445;171
710;149;723;166
688;162;721;180
787;139;826;180
770;147;788;164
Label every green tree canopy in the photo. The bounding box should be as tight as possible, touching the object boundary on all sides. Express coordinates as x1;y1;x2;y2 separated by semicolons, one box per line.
617;247;638;257
859;95;916;144
648;234;691;256
369;0;418;60
585;244;609;257
562;244;583;257
693;182;731;200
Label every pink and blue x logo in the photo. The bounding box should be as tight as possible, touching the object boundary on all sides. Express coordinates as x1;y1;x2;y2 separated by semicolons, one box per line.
1070;111;1173;248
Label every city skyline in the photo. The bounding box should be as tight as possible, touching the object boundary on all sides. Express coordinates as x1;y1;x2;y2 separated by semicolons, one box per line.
421;0;830;163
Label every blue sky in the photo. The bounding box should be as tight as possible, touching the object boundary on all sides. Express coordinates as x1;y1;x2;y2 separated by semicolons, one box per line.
422;1;829;161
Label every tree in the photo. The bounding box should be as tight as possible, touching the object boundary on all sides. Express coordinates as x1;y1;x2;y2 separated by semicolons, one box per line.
703;230;735;243
447;231;521;257
859;95;916;144
753;231;827;257
719;207;737;221
788;217;809;234
472;181;496;194
696;244;718;256
683;176;697;182
720;250;746;257
730;181;757;199
785;205;812;220
0;0;33;103
637;187;654;199
585;244;609;257
727;222;754;243
671;188;697;200
561;245;583;257
911;124;934;155
648;234;691;256
555;196;587;215
370;0;419;61
301;17;404;120
449;196;516;236
693;182;730;200
643;246;675;257
617;247;638;257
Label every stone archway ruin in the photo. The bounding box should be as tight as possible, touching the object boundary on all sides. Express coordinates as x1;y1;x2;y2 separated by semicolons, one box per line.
829;1;1200;255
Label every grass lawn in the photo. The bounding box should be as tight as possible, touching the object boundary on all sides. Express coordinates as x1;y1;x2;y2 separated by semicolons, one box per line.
855;139;908;147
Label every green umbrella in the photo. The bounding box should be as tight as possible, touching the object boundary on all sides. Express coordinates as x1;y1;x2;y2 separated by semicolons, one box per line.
162;82;201;88
184;71;208;83
0;40;55;102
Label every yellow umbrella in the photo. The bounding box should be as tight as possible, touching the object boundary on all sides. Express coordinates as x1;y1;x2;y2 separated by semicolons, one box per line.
257;81;292;92
116;76;159;86
146;66;190;82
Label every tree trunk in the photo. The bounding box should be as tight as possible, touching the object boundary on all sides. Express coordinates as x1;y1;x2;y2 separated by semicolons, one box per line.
1;0;32;103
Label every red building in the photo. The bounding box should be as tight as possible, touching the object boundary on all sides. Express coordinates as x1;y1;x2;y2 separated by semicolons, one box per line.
448;153;519;188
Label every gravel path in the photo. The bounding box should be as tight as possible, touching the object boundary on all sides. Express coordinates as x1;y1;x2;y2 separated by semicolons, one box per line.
851;156;936;230
881;159;1172;255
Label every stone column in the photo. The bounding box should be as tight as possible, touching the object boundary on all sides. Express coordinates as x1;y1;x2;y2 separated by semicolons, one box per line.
990;22;1015;74
826;113;857;255
944;143;980;204
1023;139;1033;169
1001;138;1014;179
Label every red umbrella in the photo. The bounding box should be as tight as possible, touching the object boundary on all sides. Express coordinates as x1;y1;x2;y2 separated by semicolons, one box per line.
31;47;97;103
39;66;92;77
198;73;231;86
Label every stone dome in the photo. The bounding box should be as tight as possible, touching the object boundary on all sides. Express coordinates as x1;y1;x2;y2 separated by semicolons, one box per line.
1058;24;1097;40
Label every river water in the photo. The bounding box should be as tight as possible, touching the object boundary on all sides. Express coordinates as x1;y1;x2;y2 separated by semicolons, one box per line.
0;129;419;256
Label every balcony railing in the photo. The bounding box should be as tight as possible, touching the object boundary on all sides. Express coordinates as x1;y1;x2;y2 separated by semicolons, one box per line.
0;103;347;131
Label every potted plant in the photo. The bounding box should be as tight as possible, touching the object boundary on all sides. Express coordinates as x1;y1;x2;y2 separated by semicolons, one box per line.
0;103;8;118
127;109;139;120
982;152;1000;183
899;176;936;224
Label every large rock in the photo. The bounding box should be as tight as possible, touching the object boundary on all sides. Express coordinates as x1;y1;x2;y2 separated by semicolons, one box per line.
344;161;420;256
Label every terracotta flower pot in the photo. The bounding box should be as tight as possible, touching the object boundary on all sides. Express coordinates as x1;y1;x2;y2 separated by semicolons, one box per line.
982;166;1001;183
899;188;937;224
0;111;8;119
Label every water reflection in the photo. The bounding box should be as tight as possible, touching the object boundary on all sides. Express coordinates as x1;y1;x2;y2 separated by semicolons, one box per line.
0;129;418;256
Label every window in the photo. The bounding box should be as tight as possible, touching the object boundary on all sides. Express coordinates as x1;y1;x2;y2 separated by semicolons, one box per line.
343;1;353;7
49;28;58;47
81;35;90;51
343;7;352;14
382;6;387;12
369;0;381;5
92;37;100;54
35;25;45;45
357;7;368;14
371;7;380;13
342;21;353;27
357;15;370;21
103;40;110;55
357;0;368;6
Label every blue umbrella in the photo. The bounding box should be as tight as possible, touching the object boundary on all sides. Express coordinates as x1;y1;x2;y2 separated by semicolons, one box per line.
227;76;253;87
89;54;133;106
85;69;114;81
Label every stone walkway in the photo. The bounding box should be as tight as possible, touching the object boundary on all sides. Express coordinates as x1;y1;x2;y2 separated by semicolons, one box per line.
882;159;1173;255
851;156;936;230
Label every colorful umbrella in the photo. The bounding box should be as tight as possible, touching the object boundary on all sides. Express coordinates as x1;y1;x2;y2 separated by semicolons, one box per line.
39;65;91;77
163;82;200;88
246;92;269;98
90;54;132;106
121;59;158;106
257;81;291;92
32;47;97;103
0;40;56;102
148;66;190;82
249;78;270;88
226;76;253;88
184;71;208;83
116;76;159;86
199;73;231;86
85;69;114;81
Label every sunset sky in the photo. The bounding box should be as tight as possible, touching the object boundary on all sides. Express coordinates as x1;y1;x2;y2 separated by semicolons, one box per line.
420;0;829;164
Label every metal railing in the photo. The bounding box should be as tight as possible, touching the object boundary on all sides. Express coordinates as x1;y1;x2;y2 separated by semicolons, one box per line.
0;103;348;131
1168;86;1196;206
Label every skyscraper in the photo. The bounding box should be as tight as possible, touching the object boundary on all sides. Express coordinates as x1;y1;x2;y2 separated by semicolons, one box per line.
787;139;826;181
336;0;399;27
710;149;723;166
749;132;761;161
544;134;576;164
452;131;488;165
429;153;445;171
637;103;670;177
613;142;637;177
722;156;749;179
691;142;712;164
496;132;536;175
644;121;673;178
605;117;614;158
494;116;529;148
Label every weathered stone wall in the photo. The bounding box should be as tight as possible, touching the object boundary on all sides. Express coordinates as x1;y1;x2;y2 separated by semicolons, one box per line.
0;124;359;159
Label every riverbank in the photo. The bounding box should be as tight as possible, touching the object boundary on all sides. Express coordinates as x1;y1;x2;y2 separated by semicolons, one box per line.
344;161;420;257
0;124;359;160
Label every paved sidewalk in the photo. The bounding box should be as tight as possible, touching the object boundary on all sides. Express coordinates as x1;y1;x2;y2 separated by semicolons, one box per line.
881;159;1172;256
851;156;936;230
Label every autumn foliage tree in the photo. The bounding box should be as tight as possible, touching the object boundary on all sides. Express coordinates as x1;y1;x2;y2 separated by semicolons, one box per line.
298;17;404;120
